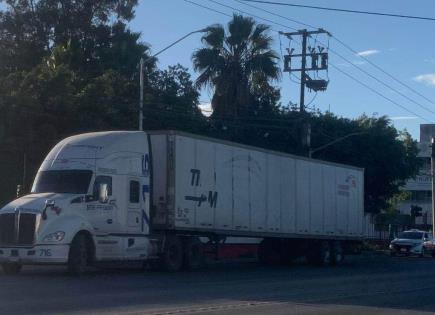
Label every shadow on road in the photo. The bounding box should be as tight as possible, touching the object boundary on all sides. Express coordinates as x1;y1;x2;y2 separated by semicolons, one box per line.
1;253;435;314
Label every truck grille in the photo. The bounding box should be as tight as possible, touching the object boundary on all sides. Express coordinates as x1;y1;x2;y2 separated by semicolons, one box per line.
0;212;37;246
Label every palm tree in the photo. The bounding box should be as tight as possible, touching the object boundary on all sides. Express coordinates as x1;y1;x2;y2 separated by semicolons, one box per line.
192;14;280;119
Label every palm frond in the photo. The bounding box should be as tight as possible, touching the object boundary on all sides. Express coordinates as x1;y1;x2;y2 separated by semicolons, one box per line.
202;24;225;48
227;14;255;49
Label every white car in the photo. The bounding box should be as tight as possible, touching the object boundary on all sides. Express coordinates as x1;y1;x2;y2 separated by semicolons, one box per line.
389;230;432;257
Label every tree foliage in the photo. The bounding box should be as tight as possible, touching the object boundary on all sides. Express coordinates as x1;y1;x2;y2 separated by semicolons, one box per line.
192;14;280;118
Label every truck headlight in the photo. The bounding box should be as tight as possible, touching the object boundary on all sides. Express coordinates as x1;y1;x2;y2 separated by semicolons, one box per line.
43;231;65;242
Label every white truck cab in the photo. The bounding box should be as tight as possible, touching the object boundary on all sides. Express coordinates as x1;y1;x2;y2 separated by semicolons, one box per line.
0;131;156;274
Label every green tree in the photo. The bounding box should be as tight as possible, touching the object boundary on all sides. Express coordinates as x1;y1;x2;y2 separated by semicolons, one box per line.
192;14;280;119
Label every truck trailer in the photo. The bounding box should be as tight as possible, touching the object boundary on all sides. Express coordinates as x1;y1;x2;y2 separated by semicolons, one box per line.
0;130;370;274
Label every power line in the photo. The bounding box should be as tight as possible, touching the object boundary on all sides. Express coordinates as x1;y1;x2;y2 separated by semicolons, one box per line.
233;0;435;114
330;64;429;122
144;104;307;123
327;47;435;117
238;0;435;22
234;0;316;29
183;0;433;121
206;0;298;31
183;0;232;17
332;36;435;107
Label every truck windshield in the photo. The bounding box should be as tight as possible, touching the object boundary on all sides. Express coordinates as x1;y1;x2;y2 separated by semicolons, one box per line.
398;232;424;240
31;170;93;194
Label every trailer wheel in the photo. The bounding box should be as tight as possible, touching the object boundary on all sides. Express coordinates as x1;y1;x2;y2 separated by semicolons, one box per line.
319;241;332;266
68;233;90;276
331;241;344;265
162;236;183;272
307;241;331;266
183;237;204;270
1;263;22;275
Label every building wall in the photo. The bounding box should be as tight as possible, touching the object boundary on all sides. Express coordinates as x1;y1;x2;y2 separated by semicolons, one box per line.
398;124;434;227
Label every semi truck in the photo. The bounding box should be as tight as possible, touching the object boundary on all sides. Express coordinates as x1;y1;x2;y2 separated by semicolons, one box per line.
0;130;371;275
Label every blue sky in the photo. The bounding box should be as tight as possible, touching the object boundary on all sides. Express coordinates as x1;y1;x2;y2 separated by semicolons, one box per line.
130;0;435;140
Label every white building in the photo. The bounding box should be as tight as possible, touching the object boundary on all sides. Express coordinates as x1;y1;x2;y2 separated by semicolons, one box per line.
398;124;434;227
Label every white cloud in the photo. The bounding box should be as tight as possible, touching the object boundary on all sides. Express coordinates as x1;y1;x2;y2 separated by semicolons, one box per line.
199;102;213;117
414;74;435;86
390;116;418;121
356;49;380;57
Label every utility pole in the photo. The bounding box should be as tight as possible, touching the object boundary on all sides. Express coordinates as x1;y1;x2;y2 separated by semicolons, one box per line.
137;28;207;131
299;30;308;112
280;28;330;112
139;58;144;131
280;28;330;156
431;137;435;238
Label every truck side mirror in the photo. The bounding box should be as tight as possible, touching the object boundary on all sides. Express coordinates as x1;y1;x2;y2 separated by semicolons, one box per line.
98;183;109;204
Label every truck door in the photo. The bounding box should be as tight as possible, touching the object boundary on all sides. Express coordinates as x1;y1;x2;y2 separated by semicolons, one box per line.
87;175;116;233
127;177;143;233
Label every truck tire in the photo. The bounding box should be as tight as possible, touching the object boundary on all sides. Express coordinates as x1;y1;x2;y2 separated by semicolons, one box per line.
331;241;344;265
162;236;183;272
1;263;22;275
68;234;90;276
183;237;204;270
319;241;332;266
307;241;331;266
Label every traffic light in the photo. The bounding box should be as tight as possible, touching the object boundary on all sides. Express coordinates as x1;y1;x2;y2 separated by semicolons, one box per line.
411;205;423;218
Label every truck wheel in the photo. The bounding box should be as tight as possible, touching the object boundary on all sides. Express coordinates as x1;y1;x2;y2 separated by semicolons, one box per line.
162;236;183;272
68;234;89;276
319;241;332;266
307;241;331;266
2;263;22;275
331;241;344;265
183;237;204;270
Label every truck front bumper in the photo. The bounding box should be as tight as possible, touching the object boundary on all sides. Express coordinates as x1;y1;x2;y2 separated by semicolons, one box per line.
0;244;70;264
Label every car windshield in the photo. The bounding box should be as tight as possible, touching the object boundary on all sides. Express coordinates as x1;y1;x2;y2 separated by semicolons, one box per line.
31;170;93;194
398;232;424;240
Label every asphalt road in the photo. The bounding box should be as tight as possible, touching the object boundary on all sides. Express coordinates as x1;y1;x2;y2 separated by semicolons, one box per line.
2;253;435;315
